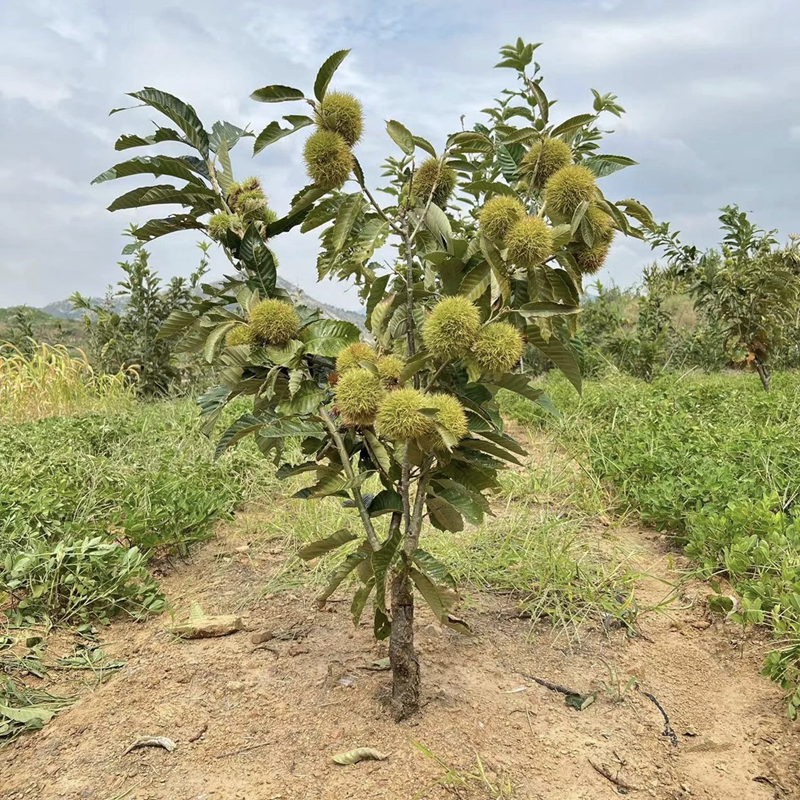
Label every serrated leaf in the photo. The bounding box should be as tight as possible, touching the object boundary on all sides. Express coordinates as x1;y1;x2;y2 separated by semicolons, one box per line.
157;309;197;340
239;225;277;295
462;180;515;197
423;203;452;243
488;373;544;405
297;529;357;560
253;116;314;155
128;87;209;157
426;494;464;533
526;326;581;393
447;131;494;153
412;549;456;588
364;430;392;474
372;527;401;612
386;120;415;155
526;78;549;125
290;185;328;215
316;550;370;609
410;568;459;622
365;274;391;327
250;85;305;103
582;154;638;178
351;581;374;626
331;193;364;252
459;262;490;304
301;319;361;356
519;301;581;318
550;223;572;249
412;135;436;157
367;489;403;518
399;352;431;383
374;606;391;640
133;214;205;242
550;113;596;138
314;49;350;101
108;184;216;212
92;155;208;186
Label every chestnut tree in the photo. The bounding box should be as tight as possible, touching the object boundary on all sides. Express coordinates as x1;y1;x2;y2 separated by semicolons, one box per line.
96;39;652;719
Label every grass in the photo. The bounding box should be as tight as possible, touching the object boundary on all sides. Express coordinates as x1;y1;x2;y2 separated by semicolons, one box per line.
1;401;278;625
0;343;133;424
500;369;800;716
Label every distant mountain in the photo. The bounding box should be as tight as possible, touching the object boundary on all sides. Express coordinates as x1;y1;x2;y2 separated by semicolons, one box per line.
33;277;366;328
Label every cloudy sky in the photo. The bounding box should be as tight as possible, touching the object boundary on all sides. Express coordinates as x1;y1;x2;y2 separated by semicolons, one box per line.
2;0;798;311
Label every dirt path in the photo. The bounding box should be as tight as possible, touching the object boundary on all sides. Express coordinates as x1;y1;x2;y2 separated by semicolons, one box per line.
2;432;798;800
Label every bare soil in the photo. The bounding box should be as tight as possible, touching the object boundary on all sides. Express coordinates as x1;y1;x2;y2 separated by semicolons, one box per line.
2;436;798;800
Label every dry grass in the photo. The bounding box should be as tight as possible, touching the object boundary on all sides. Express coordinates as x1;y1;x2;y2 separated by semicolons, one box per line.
0;343;134;424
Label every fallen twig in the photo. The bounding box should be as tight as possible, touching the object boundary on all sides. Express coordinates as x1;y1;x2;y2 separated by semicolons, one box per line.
588;759;640;793
636;686;678;747
522;674;578;697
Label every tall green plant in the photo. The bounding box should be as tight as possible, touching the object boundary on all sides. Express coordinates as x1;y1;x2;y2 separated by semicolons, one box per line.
71;229;209;395
651;206;800;390
96;39;652;719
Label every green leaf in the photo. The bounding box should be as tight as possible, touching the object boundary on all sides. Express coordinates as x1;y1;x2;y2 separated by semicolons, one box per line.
459;438;523;465
239;224;277;295
447;131;494;153
210;120;252;153
92;155;208;186
399;352;431;383
132;215;205;243
489;373;544;405
365;274;391;327
372;527;401;612
426;494;464;533
157;309;197;340
363;430;392;474
250;85;305;103
501;127;538;145
214;414;267;458
617;198;655;229
412;135;437;157
526;78;549;125
412;549;456;588
253;116;314;155
300;197;341;233
301;319;361;356
290;185;328;215
316;550;370;608
386;120;415;155
462;180;515;197
550;223;572;249
0;704;55;725
331;193;364;252
108;184;216;212
477;428;527;456
374;607;391;640
314;49;350;101
526;326;582;393
519;301;581;318
368;489;404;517
410;568;459;621
351;581;374;626
128;87;209;157
459;263;491;304
423;203;452;244
550;113;596;138
496;143;520;182
582;154;638;178
431;485;484;525
297;529;357;560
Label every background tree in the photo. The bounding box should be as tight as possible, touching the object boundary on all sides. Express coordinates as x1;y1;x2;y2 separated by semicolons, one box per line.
96;39;652;720
651;206;800;390
72;228;209;395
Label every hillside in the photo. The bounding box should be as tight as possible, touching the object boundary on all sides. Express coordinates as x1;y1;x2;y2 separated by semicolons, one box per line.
1;278;365;347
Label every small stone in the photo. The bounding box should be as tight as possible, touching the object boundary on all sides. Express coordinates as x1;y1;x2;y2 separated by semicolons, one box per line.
169;615;242;639
235;544;250;553
691;620;711;630
226;681;245;692
288;644;309;656
250;630;274;645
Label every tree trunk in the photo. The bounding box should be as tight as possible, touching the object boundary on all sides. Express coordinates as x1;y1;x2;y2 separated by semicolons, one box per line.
389;569;419;721
754;357;771;392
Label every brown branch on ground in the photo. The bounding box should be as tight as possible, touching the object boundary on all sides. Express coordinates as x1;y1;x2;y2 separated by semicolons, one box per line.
588;759;640;794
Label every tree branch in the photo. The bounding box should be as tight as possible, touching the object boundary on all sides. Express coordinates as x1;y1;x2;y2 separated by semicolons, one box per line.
319;409;380;550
